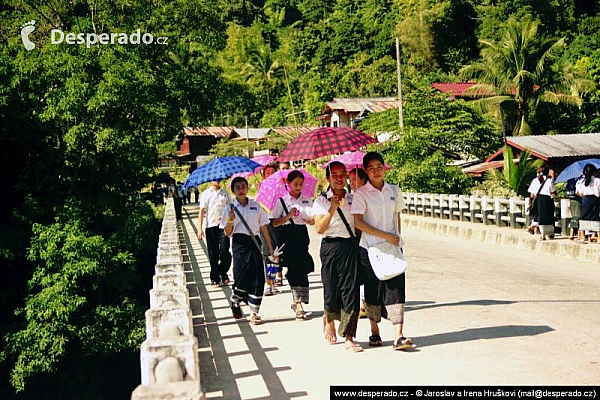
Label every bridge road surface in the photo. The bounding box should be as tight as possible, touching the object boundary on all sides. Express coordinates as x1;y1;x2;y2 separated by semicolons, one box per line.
180;204;600;399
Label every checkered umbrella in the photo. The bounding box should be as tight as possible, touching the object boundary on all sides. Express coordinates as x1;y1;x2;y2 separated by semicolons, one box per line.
184;156;262;188
276;127;378;162
320;151;392;171
256;168;318;211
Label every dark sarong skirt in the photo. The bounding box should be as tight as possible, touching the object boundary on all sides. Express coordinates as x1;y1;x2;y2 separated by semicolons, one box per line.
358;247;406;325
536;194;555;235
231;234;265;314
580;195;600;232
320;237;360;338
277;224;313;303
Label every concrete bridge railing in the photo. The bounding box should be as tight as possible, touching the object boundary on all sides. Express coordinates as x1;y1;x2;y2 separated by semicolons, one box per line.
131;198;204;400
403;192;573;235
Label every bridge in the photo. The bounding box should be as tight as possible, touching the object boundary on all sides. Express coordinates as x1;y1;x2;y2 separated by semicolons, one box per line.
131;197;600;399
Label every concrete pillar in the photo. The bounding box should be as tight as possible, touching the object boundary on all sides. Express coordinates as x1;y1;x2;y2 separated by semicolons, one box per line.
150;288;189;310
509;197;518;229
153;272;186;289
131;381;204;400
470;196;477;223
525;197;532;227
561;198;569;236
421;194;427;217
140;335;200;385
448;194;457;221
155;262;184;275
439;194;446;219
145;307;193;339
494;197;502;227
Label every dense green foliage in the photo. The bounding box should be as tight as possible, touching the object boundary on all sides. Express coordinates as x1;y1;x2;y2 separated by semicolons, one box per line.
2;0;600;398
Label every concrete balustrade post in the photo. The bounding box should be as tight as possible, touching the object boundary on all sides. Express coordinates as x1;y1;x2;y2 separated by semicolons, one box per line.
430;194;436;218
470;196;477;223
482;196;491;225
153;272;186;289
448;194;457;221
509;197;518;229
439;194;446;219
145;307;193;339
561;198;569;236
140;335;200;385
494;197;502;227
525;197;532;227
150;288;189;310
421;194;427;217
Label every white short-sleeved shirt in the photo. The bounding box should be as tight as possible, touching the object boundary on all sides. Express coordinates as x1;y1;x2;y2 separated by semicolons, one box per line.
527;176;555;197
576;176;600;197
270;194;313;225
351;181;405;249
312;189;355;238
199;186;230;228
219;198;270;236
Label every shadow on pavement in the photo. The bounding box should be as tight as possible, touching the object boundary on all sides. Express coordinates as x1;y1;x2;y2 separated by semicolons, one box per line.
414;325;554;348
182;206;308;400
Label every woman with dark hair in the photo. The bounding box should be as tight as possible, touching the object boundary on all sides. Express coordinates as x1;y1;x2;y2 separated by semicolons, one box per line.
527;166;556;241
576;164;600;243
313;161;362;352
220;177;277;325
349;167;368;192
351;151;414;351
271;170;315;320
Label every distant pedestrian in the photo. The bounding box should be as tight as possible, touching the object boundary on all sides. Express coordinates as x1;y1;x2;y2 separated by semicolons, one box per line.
576;164;600;244
198;181;232;287
566;177;582;240
271;170;315;321
527;166;556;241
348;167;369;318
313;162;363;352
221;177;277;325
351;151;414;351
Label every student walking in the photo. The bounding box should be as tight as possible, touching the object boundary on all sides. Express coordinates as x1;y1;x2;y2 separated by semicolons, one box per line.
313;162;363;352
271;170;315;321
527;166;556;241
576;164;600;243
220;177;277;325
198;181;232;287
351;152;414;351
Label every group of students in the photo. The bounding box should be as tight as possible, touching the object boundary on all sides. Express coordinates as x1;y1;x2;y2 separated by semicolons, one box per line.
196;152;414;353
527;163;600;243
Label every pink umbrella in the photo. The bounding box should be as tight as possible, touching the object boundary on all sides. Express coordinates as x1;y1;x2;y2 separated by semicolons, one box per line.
256;168;318;211
320;151;391;171
231;155;278;179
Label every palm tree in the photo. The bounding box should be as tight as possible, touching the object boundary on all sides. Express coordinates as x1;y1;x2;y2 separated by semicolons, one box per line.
461;15;594;136
242;45;283;109
485;146;542;196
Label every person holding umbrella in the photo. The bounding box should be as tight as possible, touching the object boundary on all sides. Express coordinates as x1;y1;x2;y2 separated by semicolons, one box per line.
198;180;232;287
271;170;315;321
220;177;277;325
313;162;363;352
351;152;414;351
576;164;600;243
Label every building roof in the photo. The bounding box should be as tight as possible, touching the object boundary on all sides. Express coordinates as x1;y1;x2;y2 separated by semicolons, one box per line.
498;133;600;161
322;97;397;115
232;128;271;140
271;126;318;137
431;82;477;98
462;160;505;176
182;126;236;138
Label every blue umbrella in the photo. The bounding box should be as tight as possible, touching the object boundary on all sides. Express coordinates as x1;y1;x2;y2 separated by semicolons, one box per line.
555;158;600;183
183;156;262;188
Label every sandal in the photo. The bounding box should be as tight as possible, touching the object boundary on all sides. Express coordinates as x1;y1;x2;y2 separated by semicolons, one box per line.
345;341;363;353
231;304;242;319
264;287;274;296
211;282;220;288
368;334;383;347
359;307;367;319
222;279;230;285
393;336;415;351
250;314;262;325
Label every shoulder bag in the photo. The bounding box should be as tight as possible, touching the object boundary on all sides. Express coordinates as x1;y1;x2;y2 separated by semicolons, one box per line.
364;210;407;281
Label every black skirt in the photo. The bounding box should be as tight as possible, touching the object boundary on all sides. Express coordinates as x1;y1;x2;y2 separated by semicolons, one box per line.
231;234;265;313
581;195;600;222
277;224;314;274
535;195;555;226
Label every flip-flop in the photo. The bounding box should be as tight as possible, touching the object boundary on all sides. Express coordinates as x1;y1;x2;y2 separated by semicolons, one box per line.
393;336;415;351
250;314;263;325
323;315;337;344
368;334;382;347
345;342;364;353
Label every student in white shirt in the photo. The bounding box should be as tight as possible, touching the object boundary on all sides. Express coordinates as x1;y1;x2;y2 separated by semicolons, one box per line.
271;170;315;321
220;177;277;326
313;162;363;352
198;181;232;287
527;166;556;241
351;152;414;351
576;164;600;243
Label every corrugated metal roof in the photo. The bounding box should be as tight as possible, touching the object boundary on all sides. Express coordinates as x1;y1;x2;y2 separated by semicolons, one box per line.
182;126;236;138
507;133;600;159
324;97;397;113
232;128;271;140
271;126;318;136
462;160;504;176
431;82;476;97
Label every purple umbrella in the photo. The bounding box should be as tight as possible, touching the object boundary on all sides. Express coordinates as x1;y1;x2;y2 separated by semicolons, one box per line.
256;168;318;211
320;150;391;171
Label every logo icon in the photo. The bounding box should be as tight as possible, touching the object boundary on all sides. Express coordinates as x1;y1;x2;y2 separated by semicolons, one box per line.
20;20;36;50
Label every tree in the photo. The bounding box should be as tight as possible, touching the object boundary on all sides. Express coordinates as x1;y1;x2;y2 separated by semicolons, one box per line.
484;147;543;196
460;15;594;135
243;45;284;109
